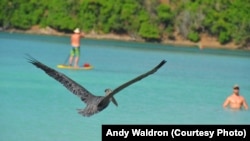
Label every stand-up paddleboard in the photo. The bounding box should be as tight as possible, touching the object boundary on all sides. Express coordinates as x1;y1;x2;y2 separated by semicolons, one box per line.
57;63;93;70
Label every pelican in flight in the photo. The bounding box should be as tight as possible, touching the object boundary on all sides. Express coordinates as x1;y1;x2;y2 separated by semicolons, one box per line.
27;55;166;117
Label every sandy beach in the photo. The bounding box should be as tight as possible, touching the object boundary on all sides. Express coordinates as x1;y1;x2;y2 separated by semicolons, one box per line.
4;25;247;50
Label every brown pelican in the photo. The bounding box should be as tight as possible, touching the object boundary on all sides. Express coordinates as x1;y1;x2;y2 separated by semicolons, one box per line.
27;55;166;117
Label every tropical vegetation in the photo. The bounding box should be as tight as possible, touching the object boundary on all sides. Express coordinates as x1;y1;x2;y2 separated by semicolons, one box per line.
1;0;249;48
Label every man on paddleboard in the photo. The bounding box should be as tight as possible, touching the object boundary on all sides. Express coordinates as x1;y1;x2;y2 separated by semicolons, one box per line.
223;84;248;110
68;28;85;68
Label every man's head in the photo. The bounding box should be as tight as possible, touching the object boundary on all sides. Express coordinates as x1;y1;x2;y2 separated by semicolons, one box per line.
233;84;240;95
74;28;80;34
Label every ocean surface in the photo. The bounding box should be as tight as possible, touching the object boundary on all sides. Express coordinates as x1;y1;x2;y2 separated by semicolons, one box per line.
0;32;249;141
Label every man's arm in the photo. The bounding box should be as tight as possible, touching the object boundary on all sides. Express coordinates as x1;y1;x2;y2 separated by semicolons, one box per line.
81;32;85;37
242;98;248;110
223;97;230;108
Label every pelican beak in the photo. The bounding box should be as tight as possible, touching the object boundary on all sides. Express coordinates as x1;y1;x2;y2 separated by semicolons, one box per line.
104;88;118;106
111;97;118;106
105;88;118;106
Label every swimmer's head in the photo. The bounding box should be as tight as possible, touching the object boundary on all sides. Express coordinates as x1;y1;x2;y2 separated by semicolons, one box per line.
233;84;240;95
233;84;240;90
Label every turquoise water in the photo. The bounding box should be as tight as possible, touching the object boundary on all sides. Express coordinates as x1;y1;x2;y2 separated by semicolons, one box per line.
0;32;250;141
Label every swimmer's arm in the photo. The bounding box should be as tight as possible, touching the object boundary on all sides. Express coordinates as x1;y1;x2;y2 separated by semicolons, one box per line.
223;97;230;108
242;98;248;110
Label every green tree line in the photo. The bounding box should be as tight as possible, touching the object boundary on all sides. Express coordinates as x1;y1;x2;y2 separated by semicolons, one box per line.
0;0;249;48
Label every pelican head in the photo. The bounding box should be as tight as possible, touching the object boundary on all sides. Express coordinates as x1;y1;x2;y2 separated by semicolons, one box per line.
105;88;112;95
104;88;118;106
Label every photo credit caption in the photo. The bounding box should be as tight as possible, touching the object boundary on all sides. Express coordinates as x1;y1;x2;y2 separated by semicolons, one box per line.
102;125;250;141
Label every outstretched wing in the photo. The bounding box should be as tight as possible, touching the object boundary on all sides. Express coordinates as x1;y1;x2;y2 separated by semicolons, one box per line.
26;55;95;104
98;60;166;106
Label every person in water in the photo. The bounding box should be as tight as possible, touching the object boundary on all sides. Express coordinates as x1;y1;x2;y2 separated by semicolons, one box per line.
223;84;248;110
68;28;85;67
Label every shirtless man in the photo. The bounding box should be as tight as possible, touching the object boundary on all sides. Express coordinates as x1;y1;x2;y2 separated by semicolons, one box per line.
68;28;85;67
223;85;248;110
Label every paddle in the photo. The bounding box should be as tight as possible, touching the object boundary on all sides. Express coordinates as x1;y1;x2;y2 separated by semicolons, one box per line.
64;55;69;65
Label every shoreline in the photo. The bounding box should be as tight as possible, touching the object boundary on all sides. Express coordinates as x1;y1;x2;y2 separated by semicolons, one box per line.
4;26;249;51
